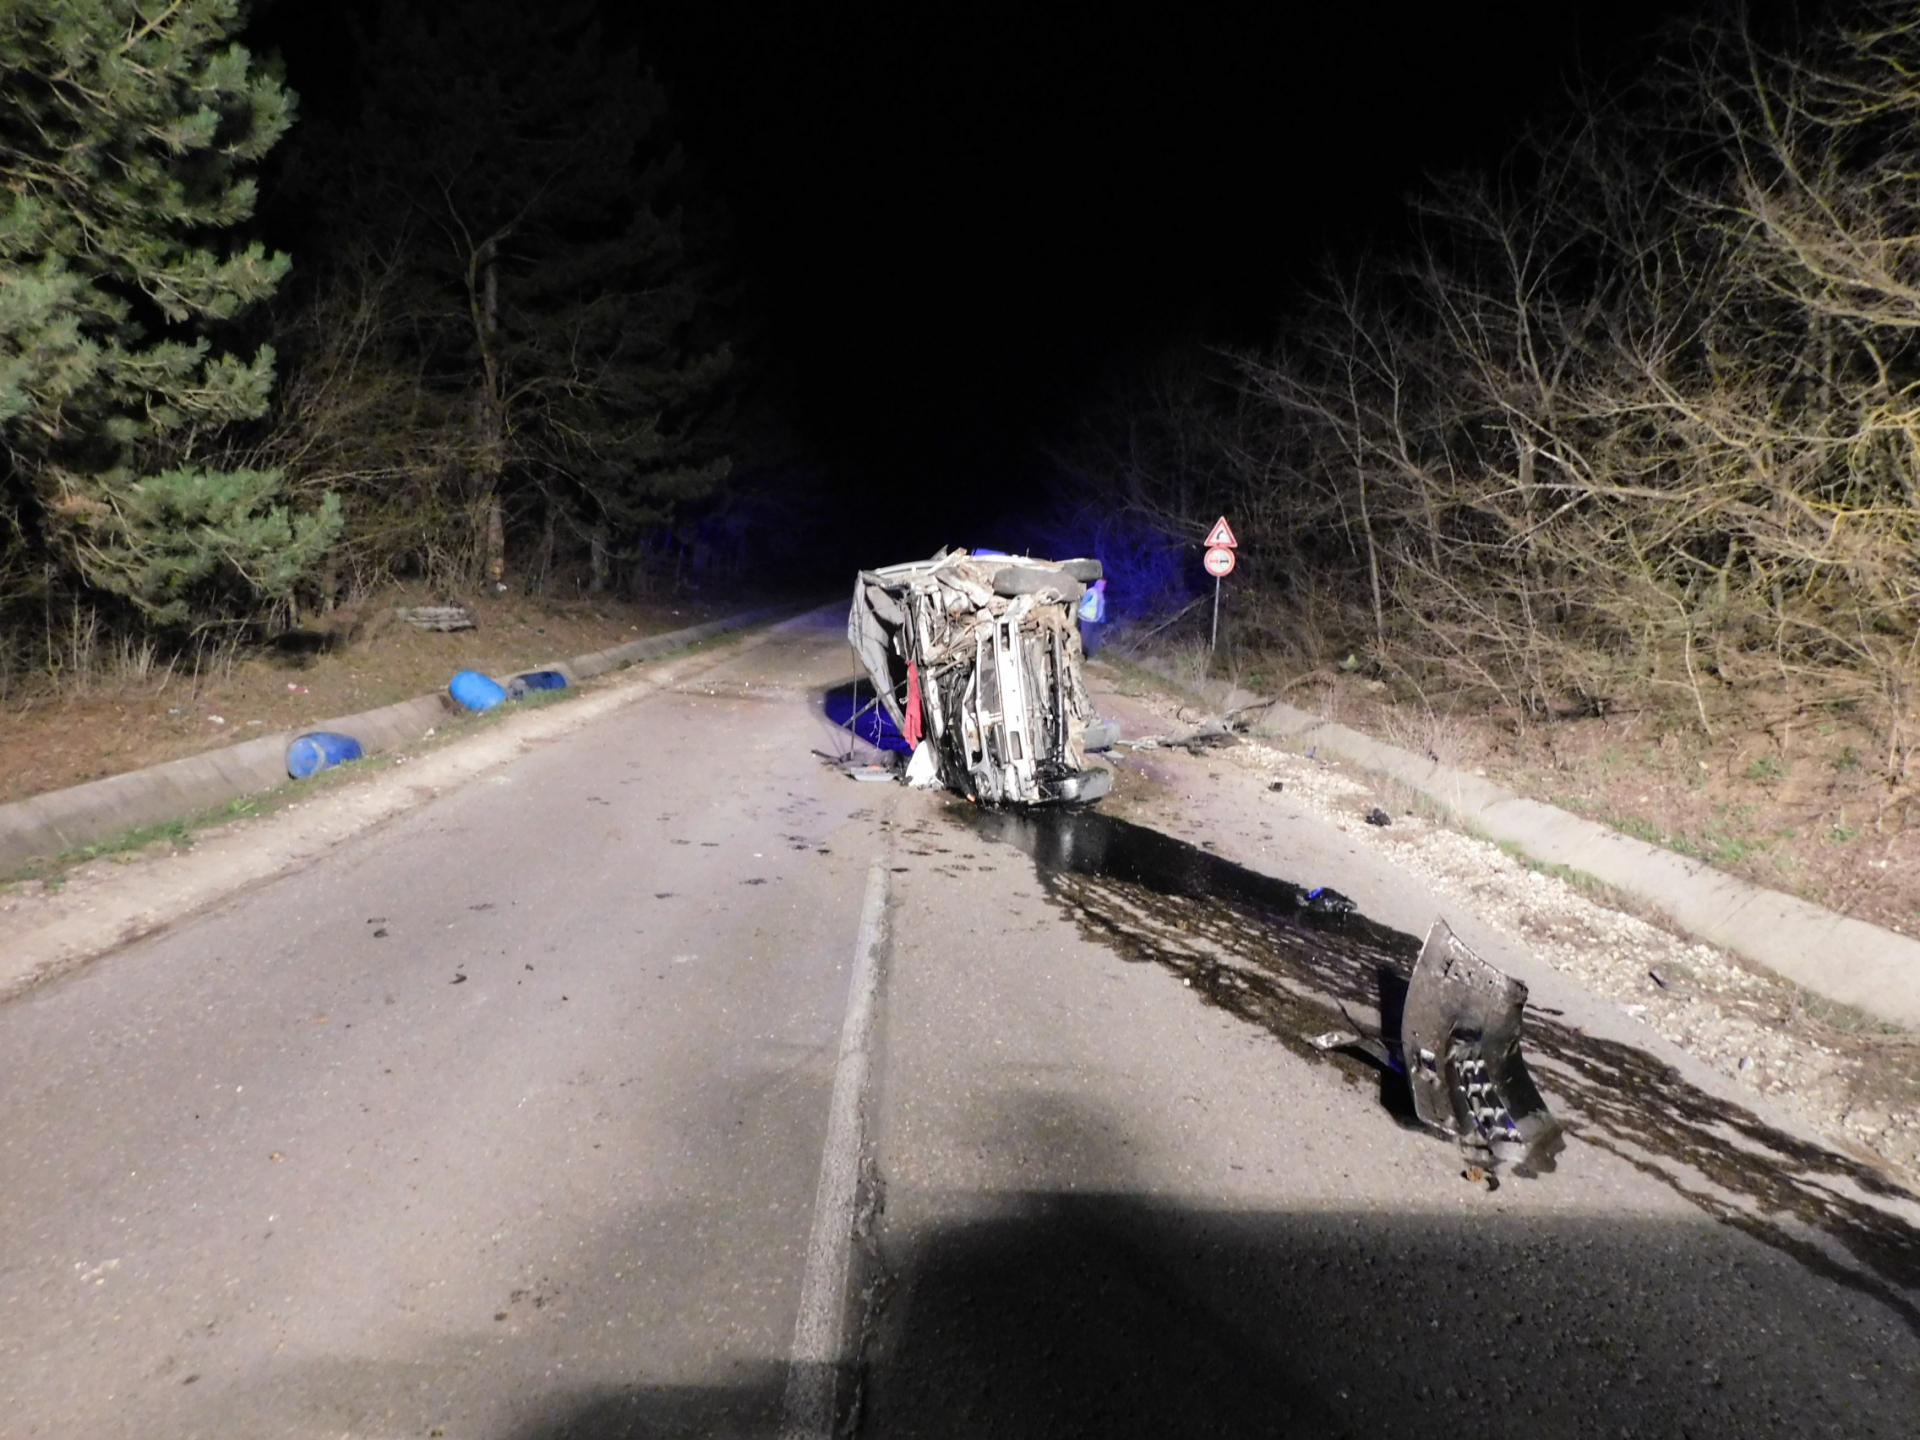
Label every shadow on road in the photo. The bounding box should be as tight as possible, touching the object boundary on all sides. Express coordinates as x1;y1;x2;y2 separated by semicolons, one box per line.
860;1190;1919;1438
496;1369;786;1440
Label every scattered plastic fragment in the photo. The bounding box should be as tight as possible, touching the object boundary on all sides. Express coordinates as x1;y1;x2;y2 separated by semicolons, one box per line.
1268;781;1284;793
1403;921;1560;1169
905;741;941;789
1302;885;1356;916
1310;919;1560;1175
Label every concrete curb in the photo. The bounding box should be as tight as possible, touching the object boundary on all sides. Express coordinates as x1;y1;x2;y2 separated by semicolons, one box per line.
0;603;794;874
1121;657;1920;1031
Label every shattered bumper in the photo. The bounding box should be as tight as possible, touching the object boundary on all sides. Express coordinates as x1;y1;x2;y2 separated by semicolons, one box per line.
1314;920;1561;1174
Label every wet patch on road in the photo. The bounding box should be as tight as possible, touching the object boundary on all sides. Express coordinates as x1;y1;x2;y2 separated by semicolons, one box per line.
961;804;1920;1331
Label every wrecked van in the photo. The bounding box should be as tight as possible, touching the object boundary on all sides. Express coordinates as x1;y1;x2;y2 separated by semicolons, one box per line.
849;550;1113;805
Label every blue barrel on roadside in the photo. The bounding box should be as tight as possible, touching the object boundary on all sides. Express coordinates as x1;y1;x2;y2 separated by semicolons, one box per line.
449;669;507;712
506;669;568;699
286;731;364;778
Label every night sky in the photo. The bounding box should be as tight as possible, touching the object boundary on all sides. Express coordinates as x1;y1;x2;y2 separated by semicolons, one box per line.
260;2;1739;550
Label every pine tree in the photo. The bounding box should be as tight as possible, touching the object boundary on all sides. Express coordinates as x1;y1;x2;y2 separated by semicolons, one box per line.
0;0;338;626
305;0;731;591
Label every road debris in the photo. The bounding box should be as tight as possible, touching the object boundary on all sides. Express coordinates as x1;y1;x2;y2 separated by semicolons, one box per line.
1119;723;1241;756
396;605;475;631
286;731;363;779
1311;920;1561;1174
1301;885;1356;916
506;669;568;699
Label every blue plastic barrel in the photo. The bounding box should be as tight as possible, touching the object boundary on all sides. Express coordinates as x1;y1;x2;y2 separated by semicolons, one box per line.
286;731;364;778
449;669;507;711
505;669;568;699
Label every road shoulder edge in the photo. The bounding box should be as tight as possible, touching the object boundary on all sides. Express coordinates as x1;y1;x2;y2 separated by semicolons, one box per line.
0;610;822;1004
0;603;799;875
1108;655;1920;1031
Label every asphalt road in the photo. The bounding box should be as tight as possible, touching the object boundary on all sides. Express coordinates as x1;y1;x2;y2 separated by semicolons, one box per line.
2;611;1918;1439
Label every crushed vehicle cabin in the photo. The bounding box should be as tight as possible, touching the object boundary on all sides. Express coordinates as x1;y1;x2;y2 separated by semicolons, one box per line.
848;550;1113;805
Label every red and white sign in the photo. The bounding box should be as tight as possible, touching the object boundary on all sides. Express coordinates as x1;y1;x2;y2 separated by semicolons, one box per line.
1204;545;1236;577
1204;516;1238;549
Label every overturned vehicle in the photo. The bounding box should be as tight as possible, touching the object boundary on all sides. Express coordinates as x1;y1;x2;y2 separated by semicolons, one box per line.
849;551;1113;805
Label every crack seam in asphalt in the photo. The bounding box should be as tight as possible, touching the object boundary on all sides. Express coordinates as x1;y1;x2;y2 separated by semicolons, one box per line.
780;857;891;1439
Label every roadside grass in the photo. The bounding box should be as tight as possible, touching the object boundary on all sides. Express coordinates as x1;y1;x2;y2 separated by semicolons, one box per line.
0;755;394;891
1788;985;1917;1042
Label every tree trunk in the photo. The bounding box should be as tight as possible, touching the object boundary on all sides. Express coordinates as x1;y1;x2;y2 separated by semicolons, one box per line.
589;522;609;594
484;494;506;586
531;507;555;595
473;244;507;586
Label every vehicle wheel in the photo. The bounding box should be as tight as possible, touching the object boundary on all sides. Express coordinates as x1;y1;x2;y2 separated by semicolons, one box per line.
1058;557;1103;583
992;565;1085;602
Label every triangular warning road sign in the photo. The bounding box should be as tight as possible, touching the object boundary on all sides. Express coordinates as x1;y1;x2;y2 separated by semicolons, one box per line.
1205;516;1238;548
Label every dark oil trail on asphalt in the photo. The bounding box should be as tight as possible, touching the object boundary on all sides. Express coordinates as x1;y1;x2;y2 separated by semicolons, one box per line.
961;804;1920;1333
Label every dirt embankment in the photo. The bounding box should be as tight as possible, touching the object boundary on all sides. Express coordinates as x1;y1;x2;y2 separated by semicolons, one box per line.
0;588;752;809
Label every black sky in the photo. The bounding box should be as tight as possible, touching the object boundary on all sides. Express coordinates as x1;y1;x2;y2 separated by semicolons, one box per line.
259;2;1748;534
635;6;1716;484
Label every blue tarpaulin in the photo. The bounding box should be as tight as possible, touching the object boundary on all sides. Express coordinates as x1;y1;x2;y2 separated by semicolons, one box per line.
824;681;912;753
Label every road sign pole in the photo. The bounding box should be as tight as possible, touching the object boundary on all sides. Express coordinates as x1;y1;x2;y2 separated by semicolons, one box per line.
1202;519;1237;661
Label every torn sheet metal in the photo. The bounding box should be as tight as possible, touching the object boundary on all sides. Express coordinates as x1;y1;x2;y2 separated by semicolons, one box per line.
1402;921;1560;1167
1313;919;1560;1174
